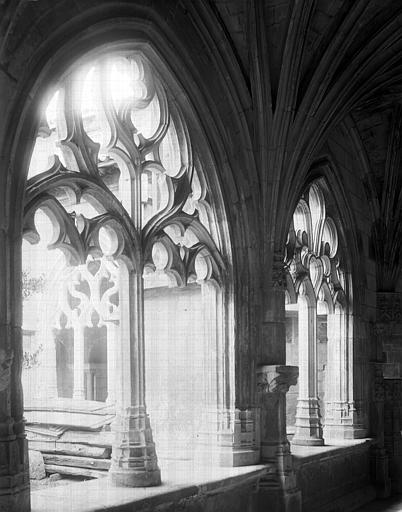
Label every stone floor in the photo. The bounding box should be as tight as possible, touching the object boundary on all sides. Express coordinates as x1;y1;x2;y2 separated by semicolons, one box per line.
356;496;402;511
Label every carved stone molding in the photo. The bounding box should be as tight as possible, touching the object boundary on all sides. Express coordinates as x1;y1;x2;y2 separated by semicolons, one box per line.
272;252;287;290
215;407;260;466
377;292;402;324
374;323;387;339
371;362;385;403
257;365;299;394
0;348;13;392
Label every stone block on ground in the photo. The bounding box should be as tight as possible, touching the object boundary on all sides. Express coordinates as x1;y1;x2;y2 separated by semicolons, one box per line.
29;450;46;480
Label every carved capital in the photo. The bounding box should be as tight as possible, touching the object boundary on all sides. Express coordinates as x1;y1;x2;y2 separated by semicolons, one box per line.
272;252;287;290
257;365;299;394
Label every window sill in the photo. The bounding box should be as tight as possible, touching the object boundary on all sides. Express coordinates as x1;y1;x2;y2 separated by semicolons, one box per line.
290;438;374;465
31;461;267;512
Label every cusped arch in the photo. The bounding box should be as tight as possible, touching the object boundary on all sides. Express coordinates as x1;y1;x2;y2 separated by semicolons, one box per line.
5;7;262;481
284;168;364;443
283;164;359;313
4;7;261;407
5;10;256;258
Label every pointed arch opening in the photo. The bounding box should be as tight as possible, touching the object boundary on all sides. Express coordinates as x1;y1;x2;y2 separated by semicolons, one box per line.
284;177;360;445
21;43;238;488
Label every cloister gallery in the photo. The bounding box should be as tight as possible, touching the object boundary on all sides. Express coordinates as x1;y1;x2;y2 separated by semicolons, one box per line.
0;1;402;512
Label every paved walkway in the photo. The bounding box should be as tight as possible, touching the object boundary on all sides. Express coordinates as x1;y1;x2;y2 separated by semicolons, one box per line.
357;496;402;511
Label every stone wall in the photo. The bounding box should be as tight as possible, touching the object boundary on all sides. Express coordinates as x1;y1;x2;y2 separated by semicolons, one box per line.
384;379;402;493
380;294;402;379
30;466;267;512
373;293;402;494
293;441;375;512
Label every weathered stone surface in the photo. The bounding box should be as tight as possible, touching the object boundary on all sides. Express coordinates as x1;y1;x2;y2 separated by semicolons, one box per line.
293;441;375;512
48;473;61;482
29;450;46;480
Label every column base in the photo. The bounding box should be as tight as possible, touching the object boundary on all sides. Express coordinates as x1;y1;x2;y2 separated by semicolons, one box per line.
292;398;324;446
219;407;259;466
324;401;367;440
110;467;161;487
324;423;368;440
194;407;260;467
218;446;260;467
110;407;161;487
291;436;324;446
194;432;260;467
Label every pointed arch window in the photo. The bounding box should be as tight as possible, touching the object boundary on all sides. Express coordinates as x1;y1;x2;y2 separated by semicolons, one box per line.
284;180;354;444
22;49;232;485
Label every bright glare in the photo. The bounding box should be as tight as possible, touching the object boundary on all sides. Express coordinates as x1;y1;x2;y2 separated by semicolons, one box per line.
109;58;146;107
46;90;60;130
81;66;98;118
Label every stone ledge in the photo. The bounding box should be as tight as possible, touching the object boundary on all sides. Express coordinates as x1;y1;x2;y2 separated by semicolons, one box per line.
31;462;267;512
291;438;374;466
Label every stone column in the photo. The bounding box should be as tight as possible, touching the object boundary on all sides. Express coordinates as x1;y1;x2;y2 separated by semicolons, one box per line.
292;285;324;445
199;281;218;431
323;307;342;436
324;305;365;440
323;306;350;439
72;320;86;400
194;280;219;462
109;264;160;487
216;298;259;466
0;232;30;511
192;271;259;467
255;365;301;512
105;320;118;405
0;326;30;511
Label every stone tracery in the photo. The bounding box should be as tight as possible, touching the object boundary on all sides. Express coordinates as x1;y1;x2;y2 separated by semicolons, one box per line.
22;50;232;486
285;182;344;306
285;180;357;444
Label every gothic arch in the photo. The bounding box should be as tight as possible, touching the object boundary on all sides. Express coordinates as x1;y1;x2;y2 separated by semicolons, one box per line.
280;159;364;312
284;172;367;443
1;8;263;496
3;5;261;413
